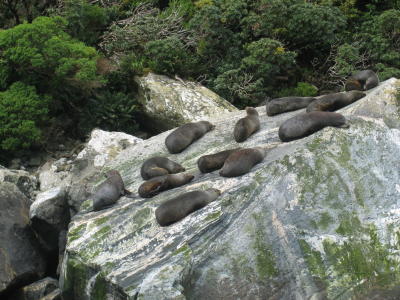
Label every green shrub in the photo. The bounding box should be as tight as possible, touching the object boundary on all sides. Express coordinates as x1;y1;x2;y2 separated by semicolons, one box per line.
60;0;111;46
278;82;318;98
284;3;346;57
330;43;364;80
0;82;49;151
352;10;400;82
213;68;264;106
376;9;400;46
375;64;400;80
144;37;193;76
0;16;104;108
81;91;139;134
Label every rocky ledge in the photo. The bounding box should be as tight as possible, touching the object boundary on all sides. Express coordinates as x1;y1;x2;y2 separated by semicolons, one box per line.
61;78;400;300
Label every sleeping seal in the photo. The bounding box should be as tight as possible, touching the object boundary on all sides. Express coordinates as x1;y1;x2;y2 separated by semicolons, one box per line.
138;173;194;198
155;188;221;226
279;111;349;142
165;121;215;154
219;147;266;177
141;156;185;180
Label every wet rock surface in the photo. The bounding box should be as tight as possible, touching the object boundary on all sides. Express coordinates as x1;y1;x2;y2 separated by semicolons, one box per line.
60;79;400;299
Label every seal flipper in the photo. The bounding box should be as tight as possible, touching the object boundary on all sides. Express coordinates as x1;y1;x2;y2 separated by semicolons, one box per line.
337;119;350;129
123;189;136;198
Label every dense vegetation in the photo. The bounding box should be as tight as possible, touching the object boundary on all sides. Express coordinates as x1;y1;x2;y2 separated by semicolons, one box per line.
0;0;399;161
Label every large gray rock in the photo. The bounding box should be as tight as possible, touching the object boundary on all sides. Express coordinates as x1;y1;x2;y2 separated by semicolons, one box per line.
35;129;143;217
75;129;143;169
60;79;400;300
30;187;70;252
38;160;71;192
40;288;61;300
135;72;238;131
0;182;46;294
0;168;38;199
9;277;59;300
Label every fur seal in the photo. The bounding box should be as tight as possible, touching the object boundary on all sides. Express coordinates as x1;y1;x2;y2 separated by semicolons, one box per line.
266;97;316;116
345;70;379;91
138;172;194;198
197;148;241;173
92;170;134;211
306;91;365;112
165;121;215;154
278;111;349;142
155;188;221;226
141;156;185;180
233;107;260;142
219;147;266;177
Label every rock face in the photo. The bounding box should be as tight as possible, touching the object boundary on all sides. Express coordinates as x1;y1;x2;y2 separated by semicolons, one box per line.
0;167;38;199
35;129;143;217
61;79;400;300
135;72;238;131
30;187;70;252
0;182;46;295
9;277;59;300
76;129;143;169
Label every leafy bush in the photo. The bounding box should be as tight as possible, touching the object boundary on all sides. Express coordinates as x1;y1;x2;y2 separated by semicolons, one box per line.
351;9;400;81
284;3;346;58
0;16;103;95
278;82;318;98
242;38;297;82
144;37;194;76
58;0;112;46
81;91;139;134
213;68;264;106
0;16;104;113
376;9;400;47
212;38;297;106
0;82;49;151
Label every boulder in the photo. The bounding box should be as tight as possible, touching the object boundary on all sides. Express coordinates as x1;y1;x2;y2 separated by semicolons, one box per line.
60;79;400;299
0;182;46;294
8;277;58;300
36;129;143;216
135;72;238;131
38;160;71;192
75;128;143;169
0;168;38;199
40;288;61;300
30;187;70;252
